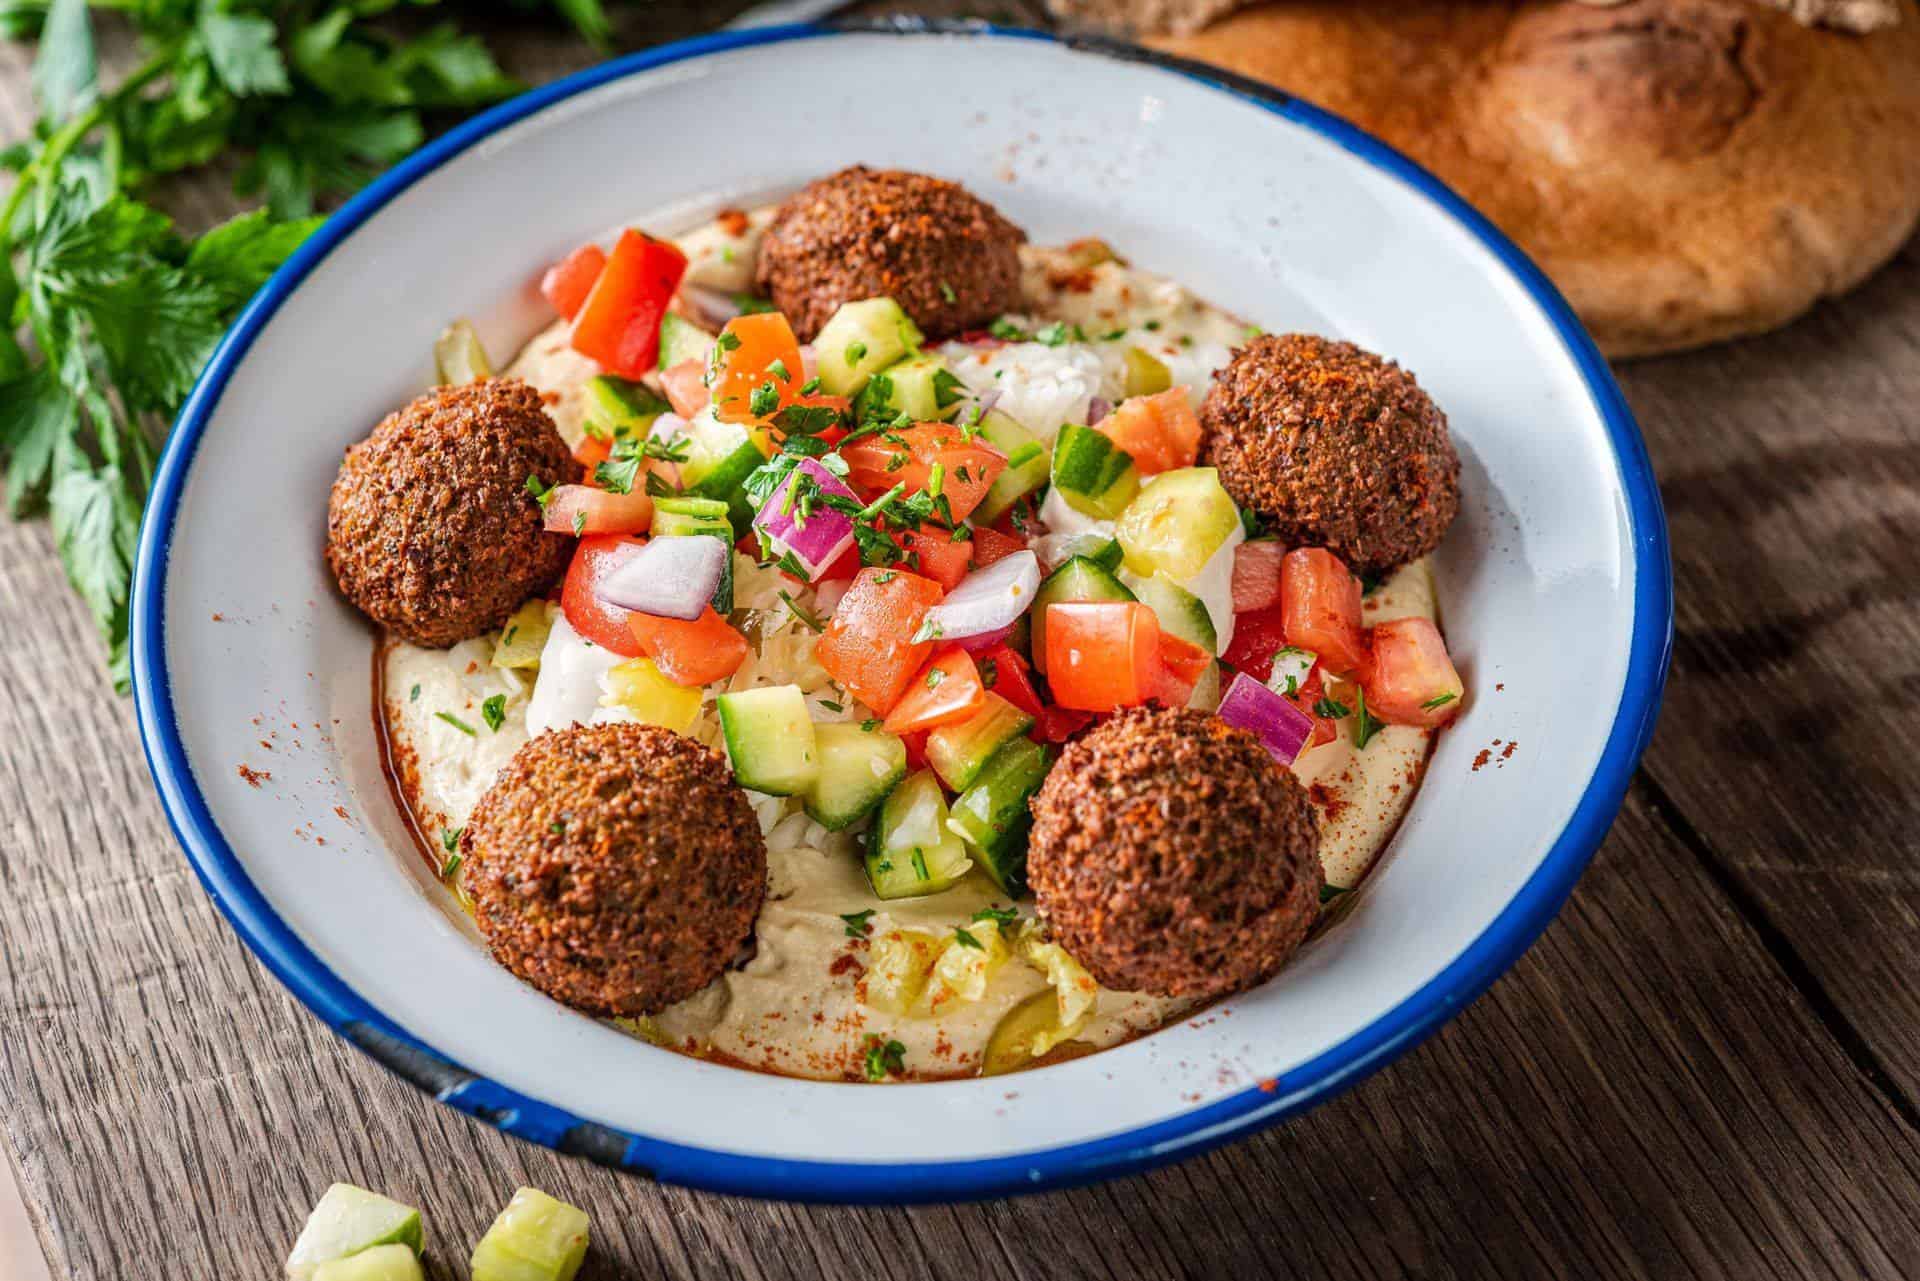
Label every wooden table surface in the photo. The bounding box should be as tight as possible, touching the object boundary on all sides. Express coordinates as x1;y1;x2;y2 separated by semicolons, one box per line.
5;4;1920;1278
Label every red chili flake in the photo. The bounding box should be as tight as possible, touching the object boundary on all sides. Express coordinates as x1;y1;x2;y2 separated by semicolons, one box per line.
1258;1078;1279;1094
716;207;750;237
237;765;270;787
210;612;224;621
1307;782;1350;824
1471;749;1491;772
828;954;864;979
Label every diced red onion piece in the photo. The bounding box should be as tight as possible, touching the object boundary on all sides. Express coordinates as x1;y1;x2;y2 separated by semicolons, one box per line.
954;623;1016;654
753;457;859;582
594;535;728;620
918;551;1041;643
1086;396;1113;425
1217;671;1315;765
1231;539;1288;614
679;285;743;328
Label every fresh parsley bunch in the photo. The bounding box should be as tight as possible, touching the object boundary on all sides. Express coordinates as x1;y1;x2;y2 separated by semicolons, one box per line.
0;0;609;687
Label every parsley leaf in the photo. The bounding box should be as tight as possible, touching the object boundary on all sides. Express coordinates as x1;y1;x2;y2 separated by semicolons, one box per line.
480;694;507;733
839;909;874;939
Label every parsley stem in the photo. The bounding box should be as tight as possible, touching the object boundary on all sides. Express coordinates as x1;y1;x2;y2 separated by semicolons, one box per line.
1;47;174;241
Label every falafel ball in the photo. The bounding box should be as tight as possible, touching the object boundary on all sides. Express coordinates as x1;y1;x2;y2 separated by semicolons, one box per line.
1200;334;1460;577
754;166;1027;341
463;723;767;1018
1027;707;1322;1000
326;378;579;648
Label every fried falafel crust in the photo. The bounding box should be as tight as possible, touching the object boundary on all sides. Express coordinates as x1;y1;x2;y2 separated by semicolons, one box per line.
753;165;1027;341
326;378;579;649
1028;707;1323;1001
464;723;768;1018
1200;334;1461;576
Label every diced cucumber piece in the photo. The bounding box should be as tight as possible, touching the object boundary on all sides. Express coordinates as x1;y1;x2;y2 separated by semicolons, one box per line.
1119;568;1218;653
1050;423;1140;519
947;737;1055;897
1055;534;1122;572
805;722;908;831
1116;466;1240;580
651;496;735;612
866;770;972;900
286;1184;423;1281
969;408;1051;524
926;693;1034;792
677;409;765;530
814;297;924;397
717;685;819;795
855;354;964;423
434;319;492;385
470;1187;590;1281
1122;345;1171;398
314;1245;424;1281
1029;555;1135;675
658;311;716;371
581;375;669;441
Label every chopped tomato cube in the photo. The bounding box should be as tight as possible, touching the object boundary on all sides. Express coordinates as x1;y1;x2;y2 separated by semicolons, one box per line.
970;526;1026;569
883;649;987;734
542;484;652;537
975;644;1044;721
660;359;710;419
841;423;1008;524
1093;387;1201;475
1282;548;1369;676
560;534;646;656
1365;617;1465;727
1222;603;1290;681
902;729;931;773
628;605;748;687
572;433;612;471
540;242;607;321
816;543;862;583
899;526;973;591
1044;602;1161;711
1231;539;1287;614
1150;632;1214;708
815;567;946;714
710;312;804;426
569;230;686;378
1035;705;1096;743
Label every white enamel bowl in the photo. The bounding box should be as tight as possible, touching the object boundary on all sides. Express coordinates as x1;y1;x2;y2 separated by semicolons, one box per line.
132;20;1672;1202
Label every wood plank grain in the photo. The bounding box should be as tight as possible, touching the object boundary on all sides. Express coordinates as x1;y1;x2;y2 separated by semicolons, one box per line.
1615;236;1920;1111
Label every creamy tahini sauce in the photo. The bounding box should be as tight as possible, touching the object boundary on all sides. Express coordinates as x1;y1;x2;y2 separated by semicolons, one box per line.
380;219;1439;1080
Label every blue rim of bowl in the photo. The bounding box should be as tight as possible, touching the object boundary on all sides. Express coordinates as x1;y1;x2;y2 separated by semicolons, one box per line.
131;18;1674;1204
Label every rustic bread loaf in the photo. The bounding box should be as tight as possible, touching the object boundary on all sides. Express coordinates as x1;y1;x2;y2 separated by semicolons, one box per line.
1143;0;1920;357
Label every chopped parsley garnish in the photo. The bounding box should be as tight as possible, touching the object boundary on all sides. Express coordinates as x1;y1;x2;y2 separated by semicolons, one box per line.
1144;319;1162;332
860;718;882;732
925;666;946;689
1320;883;1350;905
1312;696;1351;720
873;571;897;584
1421;691;1458;711
819;699;844;713
845;341;868;365
912;618;944;644
549;819;566;835
1243;325;1264;340
524;473;554;508
440;851;463;879
435;711;476;736
715;329;742;354
572;511;586;537
748;380;781;418
409;684;421;703
594;433;682;495
766;358;791;383
1034;321;1084;347
988;318;1031;342
951;925;986;951
979;658;998;689
799;376;822;396
731;292;776;315
971;905;1018;927
440;827;463;854
911;848;930;881
840;909;875;939
1351;686;1385;750
1098;327;1127;341
480;694;507;733
863;1036;907;1081
1357;569;1386;596
939;281;957;304
779;590;825;633
774;401;844;437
